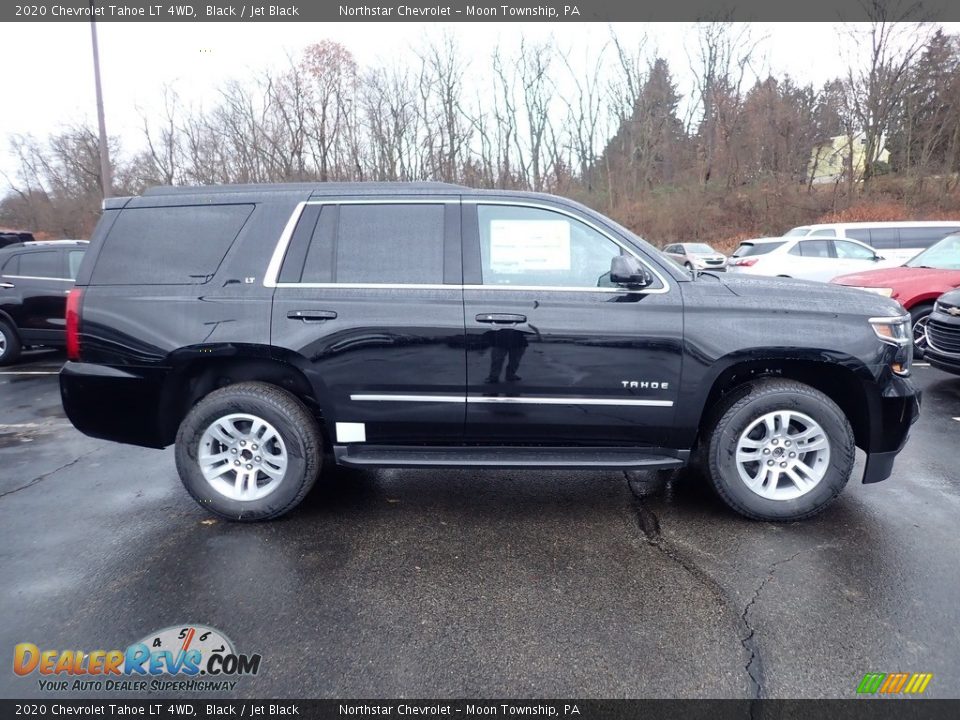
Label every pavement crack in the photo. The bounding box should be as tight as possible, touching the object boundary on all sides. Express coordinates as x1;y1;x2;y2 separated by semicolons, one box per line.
0;447;102;499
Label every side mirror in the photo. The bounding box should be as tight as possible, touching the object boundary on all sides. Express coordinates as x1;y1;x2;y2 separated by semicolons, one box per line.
610;255;653;288
873;255;884;262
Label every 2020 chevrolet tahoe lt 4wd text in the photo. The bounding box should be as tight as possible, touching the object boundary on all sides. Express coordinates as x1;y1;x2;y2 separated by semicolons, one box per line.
60;183;921;522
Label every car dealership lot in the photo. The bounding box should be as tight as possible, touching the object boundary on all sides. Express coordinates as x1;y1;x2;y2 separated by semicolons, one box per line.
1;352;959;699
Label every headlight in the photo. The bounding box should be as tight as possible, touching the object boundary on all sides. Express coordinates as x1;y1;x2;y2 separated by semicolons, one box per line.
854;287;894;298
869;315;911;345
869;315;912;376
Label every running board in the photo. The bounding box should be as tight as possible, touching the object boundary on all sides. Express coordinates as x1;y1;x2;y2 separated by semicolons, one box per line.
333;445;687;470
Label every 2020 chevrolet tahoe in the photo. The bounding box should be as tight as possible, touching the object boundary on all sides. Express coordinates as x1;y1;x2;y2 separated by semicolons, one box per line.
60;183;921;522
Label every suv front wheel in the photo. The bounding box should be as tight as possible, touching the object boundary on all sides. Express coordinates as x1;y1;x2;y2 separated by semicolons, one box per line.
175;382;322;521
705;379;855;521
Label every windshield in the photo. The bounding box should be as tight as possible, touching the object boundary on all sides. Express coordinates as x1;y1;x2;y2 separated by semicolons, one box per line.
905;234;960;270
684;243;714;253
783;227;811;237
732;242;785;257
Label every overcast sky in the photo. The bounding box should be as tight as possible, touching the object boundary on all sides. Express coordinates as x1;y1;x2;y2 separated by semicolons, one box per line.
2;21;959;184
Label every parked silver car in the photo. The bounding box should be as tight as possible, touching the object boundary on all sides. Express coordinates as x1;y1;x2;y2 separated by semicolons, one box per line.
663;242;727;271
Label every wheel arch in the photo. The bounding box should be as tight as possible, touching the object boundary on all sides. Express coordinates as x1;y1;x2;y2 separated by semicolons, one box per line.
696;356;874;453
157;345;325;447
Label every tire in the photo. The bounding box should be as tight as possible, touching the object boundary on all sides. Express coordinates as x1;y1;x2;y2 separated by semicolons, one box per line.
909;303;933;354
0;320;22;366
175;381;322;521
705;379;855;521
684;262;694;271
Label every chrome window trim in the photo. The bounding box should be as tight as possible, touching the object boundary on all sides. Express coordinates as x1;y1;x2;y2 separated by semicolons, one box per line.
350;393;674;407
3;275;72;282
264;198;671;295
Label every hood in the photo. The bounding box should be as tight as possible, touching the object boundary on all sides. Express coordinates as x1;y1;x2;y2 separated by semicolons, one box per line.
715;272;904;317
831;266;952;286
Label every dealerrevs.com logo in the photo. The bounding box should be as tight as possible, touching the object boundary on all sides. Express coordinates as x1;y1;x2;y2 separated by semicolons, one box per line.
13;624;262;693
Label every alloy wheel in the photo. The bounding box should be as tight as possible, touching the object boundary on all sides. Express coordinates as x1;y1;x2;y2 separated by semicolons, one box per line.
198;413;288;501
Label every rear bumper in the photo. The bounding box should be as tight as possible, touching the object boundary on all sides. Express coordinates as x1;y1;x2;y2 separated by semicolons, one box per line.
60;361;170;449
862;375;921;484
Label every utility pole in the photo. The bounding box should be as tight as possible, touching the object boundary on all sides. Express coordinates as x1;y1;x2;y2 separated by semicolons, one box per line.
90;0;112;198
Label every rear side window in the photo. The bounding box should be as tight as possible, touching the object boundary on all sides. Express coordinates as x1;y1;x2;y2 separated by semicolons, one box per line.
292;203;445;285
733;242;784;257
92;204;253;285
899;227;960;248
19;251;64;278
1;254;18;275
845;229;872;242
68;251;85;279
337;204;444;284
797;240;831;258
869;228;899;249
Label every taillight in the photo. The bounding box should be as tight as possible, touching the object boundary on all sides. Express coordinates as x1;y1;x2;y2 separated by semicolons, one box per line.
735;258;758;267
66;287;83;361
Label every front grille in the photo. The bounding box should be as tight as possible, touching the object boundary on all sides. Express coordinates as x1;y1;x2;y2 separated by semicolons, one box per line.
927;319;960;355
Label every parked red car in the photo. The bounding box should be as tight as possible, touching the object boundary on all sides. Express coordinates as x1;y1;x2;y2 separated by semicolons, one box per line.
832;234;960;351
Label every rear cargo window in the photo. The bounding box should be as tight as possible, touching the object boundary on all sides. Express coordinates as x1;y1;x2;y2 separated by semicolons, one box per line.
91;204;253;285
732;242;784;257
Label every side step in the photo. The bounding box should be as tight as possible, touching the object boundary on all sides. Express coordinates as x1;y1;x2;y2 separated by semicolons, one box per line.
333;445;687;470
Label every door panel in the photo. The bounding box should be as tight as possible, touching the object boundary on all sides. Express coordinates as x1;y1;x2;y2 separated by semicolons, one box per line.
269;200;466;445
462;202;683;447
3;250;71;342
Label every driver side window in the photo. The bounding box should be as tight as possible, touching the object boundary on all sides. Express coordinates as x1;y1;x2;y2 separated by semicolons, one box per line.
477;205;627;288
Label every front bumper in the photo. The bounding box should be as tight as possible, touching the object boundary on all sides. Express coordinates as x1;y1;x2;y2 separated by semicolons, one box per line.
862;374;921;484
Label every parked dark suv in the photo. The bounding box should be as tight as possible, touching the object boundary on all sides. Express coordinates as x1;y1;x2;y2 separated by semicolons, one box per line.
60;183;920;522
0;240;88;364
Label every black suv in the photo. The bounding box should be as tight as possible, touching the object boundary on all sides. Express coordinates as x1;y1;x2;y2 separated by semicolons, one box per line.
60;183;920;522
0;239;88;364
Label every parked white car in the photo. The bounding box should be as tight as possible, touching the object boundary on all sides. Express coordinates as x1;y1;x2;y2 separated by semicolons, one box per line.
662;242;727;271
727;236;903;282
782;221;960;263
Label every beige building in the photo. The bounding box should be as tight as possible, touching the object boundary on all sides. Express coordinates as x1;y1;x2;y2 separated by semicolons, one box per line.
808;132;890;184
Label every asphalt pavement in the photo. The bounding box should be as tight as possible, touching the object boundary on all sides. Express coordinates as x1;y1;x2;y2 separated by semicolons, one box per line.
1;350;958;699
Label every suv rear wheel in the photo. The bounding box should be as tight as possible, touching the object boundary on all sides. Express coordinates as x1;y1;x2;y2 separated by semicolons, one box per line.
0;319;22;365
175;381;322;521
705;379;855;521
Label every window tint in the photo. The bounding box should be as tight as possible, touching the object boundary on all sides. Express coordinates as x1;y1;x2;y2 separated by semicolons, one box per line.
1;254;18;275
734;242;785;257
834;240;875;259
19;251;63;278
68;251;85;279
809;229;836;237
336;204;445;284
299;205;337;283
869;228;899;249
92;204;253;285
477;205;626;288
798;240;831;258
899;227;960;247
845;229;872;242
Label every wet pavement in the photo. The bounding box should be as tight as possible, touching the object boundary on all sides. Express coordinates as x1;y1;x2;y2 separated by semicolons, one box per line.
1;351;958;699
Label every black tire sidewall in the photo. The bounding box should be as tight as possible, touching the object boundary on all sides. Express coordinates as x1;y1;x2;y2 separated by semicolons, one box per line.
0;320;21;365
176;391;315;521
709;386;853;520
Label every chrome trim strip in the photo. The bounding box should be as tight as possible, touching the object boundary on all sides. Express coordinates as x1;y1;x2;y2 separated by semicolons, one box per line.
350;394;465;403
263;200;307;289
3;275;73;282
349;393;674;407
265;198;671;295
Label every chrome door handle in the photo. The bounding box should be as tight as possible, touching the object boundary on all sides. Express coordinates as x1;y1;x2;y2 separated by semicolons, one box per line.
287;310;337;322
0;282;14;289
475;313;527;324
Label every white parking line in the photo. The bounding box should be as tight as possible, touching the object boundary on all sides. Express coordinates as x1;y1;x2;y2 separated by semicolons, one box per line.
914;362;930;367
0;371;59;375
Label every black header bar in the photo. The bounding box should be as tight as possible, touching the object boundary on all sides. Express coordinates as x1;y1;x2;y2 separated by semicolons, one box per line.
3;0;958;23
